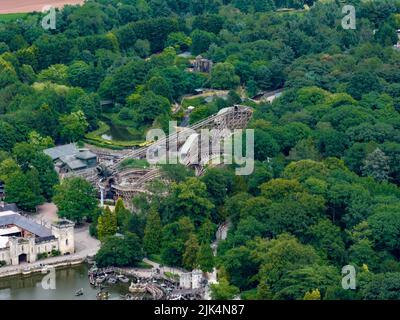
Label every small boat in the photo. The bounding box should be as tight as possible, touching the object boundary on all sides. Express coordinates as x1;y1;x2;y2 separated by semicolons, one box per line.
107;276;117;285
117;274;130;283
75;288;84;296
96;275;106;284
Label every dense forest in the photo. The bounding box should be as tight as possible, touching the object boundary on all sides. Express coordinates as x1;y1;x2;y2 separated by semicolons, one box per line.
1;0;400;299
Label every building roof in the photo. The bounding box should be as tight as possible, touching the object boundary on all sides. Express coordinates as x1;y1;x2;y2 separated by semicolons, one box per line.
44;143;79;161
0;226;20;236
59;155;87;170
75;150;97;160
0;211;52;237
35;235;56;244
0;203;18;212
44;144;97;171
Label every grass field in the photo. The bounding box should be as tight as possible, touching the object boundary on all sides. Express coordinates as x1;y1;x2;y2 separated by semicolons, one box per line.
0;13;28;22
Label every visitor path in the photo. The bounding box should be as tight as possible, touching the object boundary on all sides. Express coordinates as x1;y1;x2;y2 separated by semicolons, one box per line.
0;0;84;14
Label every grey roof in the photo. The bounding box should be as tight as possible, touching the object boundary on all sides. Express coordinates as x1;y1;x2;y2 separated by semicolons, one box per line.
65;160;87;170
75;150;96;160
44;143;78;161
0;203;18;212
59;155;87;170
0;211;52;237
35;235;56;244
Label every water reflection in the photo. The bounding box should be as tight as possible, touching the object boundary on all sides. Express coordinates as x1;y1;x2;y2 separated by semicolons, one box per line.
0;264;130;300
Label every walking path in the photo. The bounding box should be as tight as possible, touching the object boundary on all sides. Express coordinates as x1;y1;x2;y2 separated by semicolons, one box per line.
143;258;185;276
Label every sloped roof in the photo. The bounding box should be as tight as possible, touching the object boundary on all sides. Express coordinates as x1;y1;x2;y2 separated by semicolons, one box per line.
43;143;78;161
75;150;96;160
59;155;87;170
0;211;52;237
0;203;18;212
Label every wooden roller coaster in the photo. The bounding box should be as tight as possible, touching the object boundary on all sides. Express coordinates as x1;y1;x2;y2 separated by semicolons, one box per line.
67;105;253;203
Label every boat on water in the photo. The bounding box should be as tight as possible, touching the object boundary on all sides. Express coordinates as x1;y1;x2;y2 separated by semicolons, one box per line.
117;274;130;283
96;275;107;284
75;288;84;296
107;276;117;285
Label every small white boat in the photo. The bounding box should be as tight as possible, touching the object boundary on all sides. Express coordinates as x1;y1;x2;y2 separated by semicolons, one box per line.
96;275;106;284
75;288;84;296
117;274;130;283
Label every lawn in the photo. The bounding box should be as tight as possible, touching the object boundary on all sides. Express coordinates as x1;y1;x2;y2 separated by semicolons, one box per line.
0;13;28;22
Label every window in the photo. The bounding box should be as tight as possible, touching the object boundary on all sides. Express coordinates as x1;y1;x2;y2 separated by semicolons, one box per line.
66;239;68;246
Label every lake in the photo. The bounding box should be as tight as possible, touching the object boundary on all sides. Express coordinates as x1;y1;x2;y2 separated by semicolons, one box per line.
0;264;131;300
101;123;136;142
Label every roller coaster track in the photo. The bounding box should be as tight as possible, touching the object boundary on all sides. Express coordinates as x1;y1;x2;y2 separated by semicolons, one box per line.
67;105;253;200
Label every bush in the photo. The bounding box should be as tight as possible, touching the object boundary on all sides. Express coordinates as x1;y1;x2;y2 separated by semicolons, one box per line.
51;249;61;257
37;252;48;260
0;260;6;267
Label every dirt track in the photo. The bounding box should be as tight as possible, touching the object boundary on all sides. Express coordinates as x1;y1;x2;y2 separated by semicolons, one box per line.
0;0;84;14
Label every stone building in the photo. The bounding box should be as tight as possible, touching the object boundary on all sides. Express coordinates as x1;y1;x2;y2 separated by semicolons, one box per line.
192;55;213;73
0;210;74;266
179;269;204;289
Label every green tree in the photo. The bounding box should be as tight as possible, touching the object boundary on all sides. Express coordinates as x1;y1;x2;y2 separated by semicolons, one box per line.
161;217;194;267
97;206;117;241
134;39;151;58
166;32;192;51
183;233;200;270
12;142;59;200
162;178;214;226
5;168;44;212
38;64;68;84
374;23;398;46
53;177;98;223
190;29;217;55
198;218;216;244
368;204;400;251
210;277;240;300
59;110;89;142
95;233;144;267
197;243;214;272
362;148;390;182
210;62;240;89
361;273;400;300
127;91;171;126
0;121;17;152
114;198;131;228
143;208;162;255
67;60;95;89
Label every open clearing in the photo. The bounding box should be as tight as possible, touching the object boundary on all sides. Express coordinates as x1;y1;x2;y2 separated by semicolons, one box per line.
0;0;84;14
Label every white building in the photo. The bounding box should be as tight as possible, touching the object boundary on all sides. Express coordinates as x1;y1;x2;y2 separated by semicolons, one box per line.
179;269;204;289
0;210;74;266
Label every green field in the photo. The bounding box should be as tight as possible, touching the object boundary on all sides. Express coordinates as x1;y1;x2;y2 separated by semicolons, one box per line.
0;13;28;22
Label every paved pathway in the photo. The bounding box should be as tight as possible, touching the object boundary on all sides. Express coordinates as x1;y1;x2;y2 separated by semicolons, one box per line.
143;258;185;276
